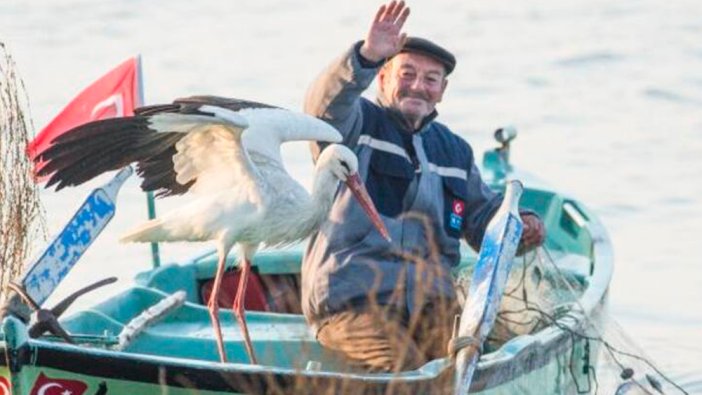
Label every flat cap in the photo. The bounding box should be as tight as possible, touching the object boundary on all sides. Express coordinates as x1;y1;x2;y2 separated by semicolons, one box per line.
399;37;456;74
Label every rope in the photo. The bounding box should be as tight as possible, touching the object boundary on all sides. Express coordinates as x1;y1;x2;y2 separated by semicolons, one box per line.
447;335;479;358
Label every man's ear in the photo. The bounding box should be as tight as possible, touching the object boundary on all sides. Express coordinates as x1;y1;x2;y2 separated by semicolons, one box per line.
437;78;448;103
377;66;388;94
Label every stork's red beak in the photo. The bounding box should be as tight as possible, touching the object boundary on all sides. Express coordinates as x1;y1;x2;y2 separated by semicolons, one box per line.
345;173;391;242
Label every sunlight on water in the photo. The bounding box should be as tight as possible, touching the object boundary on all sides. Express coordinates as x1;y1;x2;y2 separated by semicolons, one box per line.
1;0;700;392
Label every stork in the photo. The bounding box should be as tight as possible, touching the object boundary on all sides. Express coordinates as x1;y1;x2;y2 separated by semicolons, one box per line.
35;96;391;364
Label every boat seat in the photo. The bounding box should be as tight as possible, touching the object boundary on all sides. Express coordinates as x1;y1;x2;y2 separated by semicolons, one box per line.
200;270;270;311
199;270;303;314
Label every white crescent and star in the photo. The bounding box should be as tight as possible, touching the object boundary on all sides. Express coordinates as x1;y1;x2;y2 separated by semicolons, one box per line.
36;382;74;395
37;382;61;395
90;93;125;120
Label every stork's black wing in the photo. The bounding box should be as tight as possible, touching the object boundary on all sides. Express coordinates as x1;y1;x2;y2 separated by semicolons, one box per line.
36;95;279;196
172;95;277;112
35;114;187;196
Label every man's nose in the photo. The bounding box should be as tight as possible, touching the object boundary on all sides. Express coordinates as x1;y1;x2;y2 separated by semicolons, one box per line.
409;77;425;90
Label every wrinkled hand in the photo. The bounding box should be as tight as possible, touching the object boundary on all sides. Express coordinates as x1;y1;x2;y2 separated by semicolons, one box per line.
360;1;411;63
517;213;545;256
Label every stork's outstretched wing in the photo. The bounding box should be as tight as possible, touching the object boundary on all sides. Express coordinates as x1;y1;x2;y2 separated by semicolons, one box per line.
171;106;261;195
176;96;343;169
35;95;342;197
36;114;189;195
36;97;253;196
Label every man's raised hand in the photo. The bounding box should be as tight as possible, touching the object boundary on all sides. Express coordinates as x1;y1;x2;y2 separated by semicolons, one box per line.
360;1;411;63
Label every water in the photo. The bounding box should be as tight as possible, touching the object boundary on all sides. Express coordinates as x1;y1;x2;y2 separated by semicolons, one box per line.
1;0;700;392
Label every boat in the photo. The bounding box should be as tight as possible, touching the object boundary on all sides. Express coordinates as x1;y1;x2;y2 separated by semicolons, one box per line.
0;129;613;394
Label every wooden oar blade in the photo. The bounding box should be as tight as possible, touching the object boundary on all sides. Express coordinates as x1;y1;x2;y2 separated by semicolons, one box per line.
453;180;524;394
20;167;133;306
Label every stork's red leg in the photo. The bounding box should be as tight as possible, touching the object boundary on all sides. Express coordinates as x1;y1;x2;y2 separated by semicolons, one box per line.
232;258;258;364
207;253;228;362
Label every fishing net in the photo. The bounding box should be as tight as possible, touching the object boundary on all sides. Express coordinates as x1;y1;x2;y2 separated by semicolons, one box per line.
459;246;690;394
0;42;45;304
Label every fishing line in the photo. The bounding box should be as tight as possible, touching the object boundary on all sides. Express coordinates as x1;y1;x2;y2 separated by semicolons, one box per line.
494;247;689;394
540;247;688;394
496;253;597;394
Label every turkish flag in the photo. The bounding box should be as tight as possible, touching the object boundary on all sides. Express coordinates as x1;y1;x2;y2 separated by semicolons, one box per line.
453;199;465;215
29;373;87;395
0;376;11;395
27;56;142;179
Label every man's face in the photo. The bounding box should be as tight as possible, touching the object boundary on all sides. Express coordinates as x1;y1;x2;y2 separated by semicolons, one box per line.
378;52;448;129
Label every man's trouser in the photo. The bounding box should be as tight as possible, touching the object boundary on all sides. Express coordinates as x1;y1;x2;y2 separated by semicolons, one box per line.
316;300;460;373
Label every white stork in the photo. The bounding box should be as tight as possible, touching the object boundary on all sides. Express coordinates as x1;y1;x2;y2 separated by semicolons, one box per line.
36;96;390;364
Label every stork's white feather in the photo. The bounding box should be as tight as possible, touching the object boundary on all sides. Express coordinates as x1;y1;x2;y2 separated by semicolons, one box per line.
121;142;361;251
167;106;342;196
119;100;380;261
172;122;260;195
199;105;249;129
120;185;263;243
240;108;342;167
148;113;225;133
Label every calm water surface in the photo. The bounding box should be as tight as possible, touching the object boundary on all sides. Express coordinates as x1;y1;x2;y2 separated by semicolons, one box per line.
1;0;700;392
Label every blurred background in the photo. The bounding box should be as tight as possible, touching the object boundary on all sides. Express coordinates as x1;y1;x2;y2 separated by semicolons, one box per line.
1;0;700;391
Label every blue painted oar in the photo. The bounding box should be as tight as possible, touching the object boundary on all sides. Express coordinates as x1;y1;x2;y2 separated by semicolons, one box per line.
453;180;524;394
21;166;133;306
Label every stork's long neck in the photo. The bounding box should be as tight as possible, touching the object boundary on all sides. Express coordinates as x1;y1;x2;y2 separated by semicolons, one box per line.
307;163;340;228
255;157;340;247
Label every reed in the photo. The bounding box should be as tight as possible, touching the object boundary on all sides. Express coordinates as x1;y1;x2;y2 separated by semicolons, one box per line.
0;42;45;304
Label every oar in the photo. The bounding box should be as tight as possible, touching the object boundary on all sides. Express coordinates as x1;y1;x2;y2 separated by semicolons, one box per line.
1;166;133;322
452;180;524;394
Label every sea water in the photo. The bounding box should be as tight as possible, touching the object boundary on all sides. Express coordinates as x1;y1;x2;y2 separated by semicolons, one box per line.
1;0;700;392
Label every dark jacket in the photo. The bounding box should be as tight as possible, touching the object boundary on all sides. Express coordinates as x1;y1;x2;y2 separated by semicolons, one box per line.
301;42;502;332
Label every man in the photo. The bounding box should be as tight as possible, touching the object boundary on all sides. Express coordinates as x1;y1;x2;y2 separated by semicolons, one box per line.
301;1;545;373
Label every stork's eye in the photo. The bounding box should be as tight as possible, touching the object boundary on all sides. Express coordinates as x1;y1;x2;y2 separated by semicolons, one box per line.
340;160;351;173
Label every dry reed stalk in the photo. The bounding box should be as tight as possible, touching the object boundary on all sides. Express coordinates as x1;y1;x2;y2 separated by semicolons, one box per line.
0;42;46;304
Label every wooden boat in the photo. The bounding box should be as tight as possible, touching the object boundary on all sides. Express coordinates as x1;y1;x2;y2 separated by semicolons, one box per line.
0;130;613;394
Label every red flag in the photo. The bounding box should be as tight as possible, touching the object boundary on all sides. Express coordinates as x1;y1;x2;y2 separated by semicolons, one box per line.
0;376;11;395
28;56;142;178
29;373;87;395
